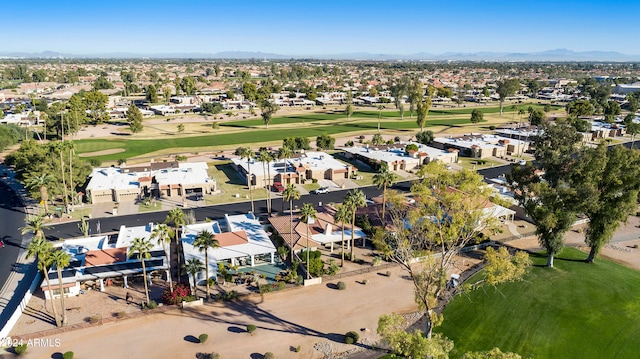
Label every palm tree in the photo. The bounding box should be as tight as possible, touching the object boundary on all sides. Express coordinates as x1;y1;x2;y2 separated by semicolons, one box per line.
345;189;366;256
333;205;352;267
50;249;71;326
151;223;173;289
193;230;219;301
517;108;526;156
165;208;186;270
282;184;300;259
258;148;274;215
373;169;397;226
26;237;60;327
235;147;255;213
129;237;153;305
299;203;317;279
26;173;53;213
182;258;204;296
50;141;69;209
278;145;293;194
20;214;46;241
377;104;385;132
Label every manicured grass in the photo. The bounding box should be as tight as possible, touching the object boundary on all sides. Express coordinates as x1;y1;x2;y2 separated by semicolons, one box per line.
436;248;640;359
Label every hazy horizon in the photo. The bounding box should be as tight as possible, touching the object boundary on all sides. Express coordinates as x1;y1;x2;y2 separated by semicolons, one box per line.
5;0;640;55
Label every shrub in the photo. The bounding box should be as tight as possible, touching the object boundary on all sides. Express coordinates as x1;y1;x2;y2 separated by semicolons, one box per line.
143;300;158;310
162;282;192;305
489;125;496;130
199;334;208;344
209;353;220;359
62;351;74;359
635;211;640;217
295;345;301;353
362;279;369;285
344;331;359;344
337;281;346;290
247;324;257;335
115;310;127;319
14;344;27;355
224;290;238;301
264;352;275;359
276;281;286;291
385;271;391;277
372;257;382;266
87;314;101;324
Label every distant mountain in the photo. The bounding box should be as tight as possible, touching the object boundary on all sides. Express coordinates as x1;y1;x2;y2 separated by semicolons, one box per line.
1;49;639;61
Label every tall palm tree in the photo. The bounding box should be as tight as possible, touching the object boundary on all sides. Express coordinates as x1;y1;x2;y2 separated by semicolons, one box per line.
333;205;352;267
373;169;397;226
26;173;53;213
151;223;173;289
278;145;293;188
193;230;219;301
258;148;274;215
235;147;255;213
50;141;69;209
345;189;366;256
282;184;300;260
299;203;317;279
165;208;186;270
182;257;204;296
27;237;60;327
129;237;153;305
20;214;46;241
517;108;526;156
50;249;71;326
377;104;385;132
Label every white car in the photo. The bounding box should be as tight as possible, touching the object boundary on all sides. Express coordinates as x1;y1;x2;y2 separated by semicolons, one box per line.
312;187;329;194
518;160;527;166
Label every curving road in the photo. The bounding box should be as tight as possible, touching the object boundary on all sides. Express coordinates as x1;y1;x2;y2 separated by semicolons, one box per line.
0;181;28;293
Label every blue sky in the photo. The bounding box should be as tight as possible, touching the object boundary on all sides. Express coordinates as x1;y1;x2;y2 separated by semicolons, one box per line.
5;0;640;55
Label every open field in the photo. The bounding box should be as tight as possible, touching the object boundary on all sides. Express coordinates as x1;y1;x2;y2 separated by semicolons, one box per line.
437;247;640;358
74;104;563;162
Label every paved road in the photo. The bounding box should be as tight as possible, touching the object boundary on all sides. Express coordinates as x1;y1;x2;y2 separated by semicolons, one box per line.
0;181;28;293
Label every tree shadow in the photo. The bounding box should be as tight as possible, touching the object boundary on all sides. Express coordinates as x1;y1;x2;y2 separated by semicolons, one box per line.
249;353;264;359
50;352;64;359
184;335;200;343
325;283;338;290
227;326;245;333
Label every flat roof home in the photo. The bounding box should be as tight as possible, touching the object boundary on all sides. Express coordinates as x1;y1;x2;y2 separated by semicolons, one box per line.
41;223;168;300
432;134;528;159
181;213;277;286
86;162;216;203
342;142;458;172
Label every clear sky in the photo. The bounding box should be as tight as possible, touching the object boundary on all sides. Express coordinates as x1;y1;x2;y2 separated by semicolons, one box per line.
5;0;640;55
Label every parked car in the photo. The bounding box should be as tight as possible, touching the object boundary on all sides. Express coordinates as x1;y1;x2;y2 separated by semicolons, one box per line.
273;182;285;193
518;160;527;166
0;240;5;248
311;187;329;194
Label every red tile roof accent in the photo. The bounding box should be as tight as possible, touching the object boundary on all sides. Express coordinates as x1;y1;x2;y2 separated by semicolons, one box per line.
215;231;249;247
84;248;127;266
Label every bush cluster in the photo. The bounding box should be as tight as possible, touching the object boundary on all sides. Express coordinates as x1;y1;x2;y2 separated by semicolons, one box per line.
62;351;74;359
162;282;193;304
247;324;257;335
14;344;27;355
337;281;347;290
198;334;208;344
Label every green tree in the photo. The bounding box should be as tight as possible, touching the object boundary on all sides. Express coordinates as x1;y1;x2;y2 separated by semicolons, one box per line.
126;104;144;133
570;144;640;262
50;249;71;325
345;90;353;120
528;108;546;126
259;99;279;128
146;84;158;103
283;184;301;259
316;133;335;150
373;169;396;225
377;313;454;358
129;237;153;305
627;122;640;149
165;208;186;270
20;214;46;241
416;130;434;145
181;76;196;96
182;258;204;295
470;108;484;124
566;99;595;117
416;97;432;132
408;81;422;118
344;189;366;256
151;223;173;289
299;203;317;279
27;237;61;327
382;162;500;338
371;133;384;146
333;204;352;267
194;230;219;301
258;148;274;214
83;90;109;124
235;147;255;213
31;69;47;83
25;173;53;213
496;78;520;116
377;104;385;132
92;75;113;90
603;100;621;123
242;82;258;102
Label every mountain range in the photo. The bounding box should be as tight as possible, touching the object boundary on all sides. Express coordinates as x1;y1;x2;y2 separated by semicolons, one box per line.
1;49;639;62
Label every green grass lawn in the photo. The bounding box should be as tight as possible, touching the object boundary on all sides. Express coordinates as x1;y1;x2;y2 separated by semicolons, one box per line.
436;248;640;358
